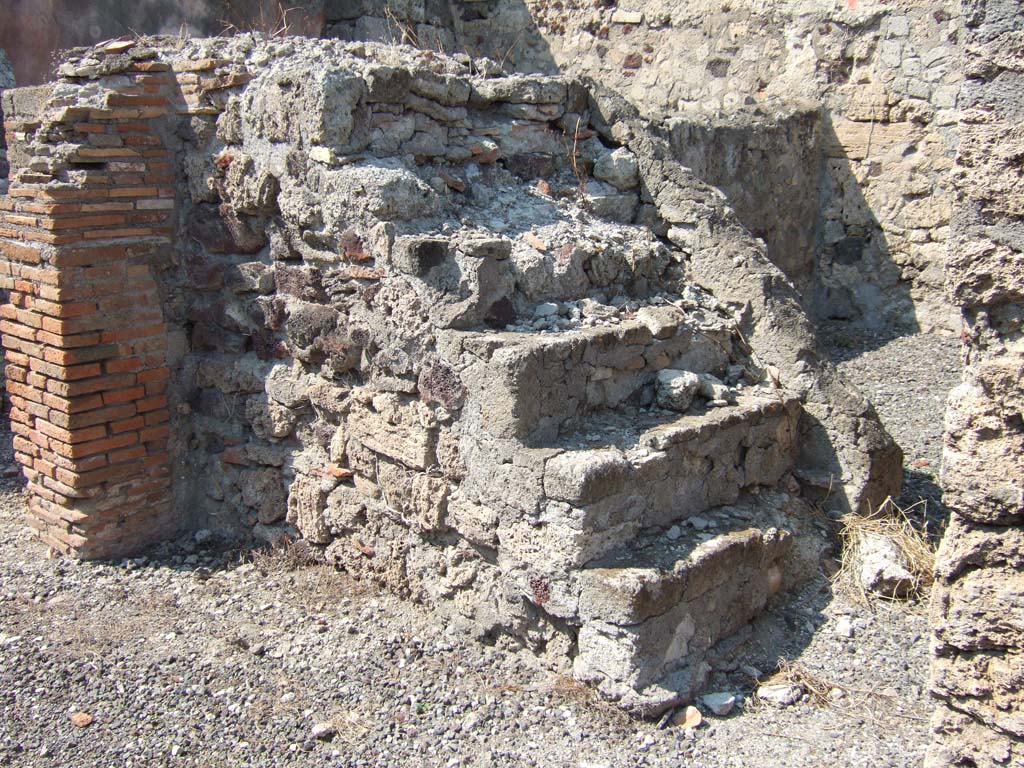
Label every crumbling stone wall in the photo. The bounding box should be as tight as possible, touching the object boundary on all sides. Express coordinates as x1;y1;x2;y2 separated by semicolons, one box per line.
0;35;902;712
0;0;325;85
665;105;822;300
928;0;1024;764
441;0;962;330
1;2;964;330
0;48;14;186
323;0;456;52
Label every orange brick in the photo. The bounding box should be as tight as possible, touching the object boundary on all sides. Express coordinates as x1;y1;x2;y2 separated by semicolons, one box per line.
123;477;170;498
49;244;128;269
106;94;167;107
26;299;96;319
21;231;83;246
8;407;31;424
100;322;165;343
0;319;38;340
74;147;140;159
30;358;103;381
143;410;169;426
42;344;119;366
56;461;141;490
49;403;136;430
35;419;107;445
37;214;127;230
142;451;170;469
110;415;145;433
107;186;158;198
16;202;83;215
35;330;103;349
102;386;146;405
104;357;143;374
42;392;104;413
82;227;161;239
1;241;43;264
13;435;37;455
135;395;168;413
108;445;147;464
40;313;110;335
22;399;49;419
136;366;169;383
26;371;47;389
45;373;136;398
33;457;56;478
6;381;44;403
139;424;170;442
52;431;137;460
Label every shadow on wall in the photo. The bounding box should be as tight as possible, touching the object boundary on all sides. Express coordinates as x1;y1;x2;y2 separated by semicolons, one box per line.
446;0;559;74
665;108;917;347
441;4;919;346
814;114;915;338
0;0;326;85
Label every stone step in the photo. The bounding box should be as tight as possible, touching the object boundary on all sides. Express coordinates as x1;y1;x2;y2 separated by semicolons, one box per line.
448;313;736;444
479;389;802;580
569;491;823;716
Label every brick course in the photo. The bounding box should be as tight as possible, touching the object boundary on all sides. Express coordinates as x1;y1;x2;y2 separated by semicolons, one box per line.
0;61;181;558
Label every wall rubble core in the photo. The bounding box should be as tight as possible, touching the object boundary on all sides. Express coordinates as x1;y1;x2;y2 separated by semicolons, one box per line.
0;35;901;714
928;0;1024;764
332;0;964;332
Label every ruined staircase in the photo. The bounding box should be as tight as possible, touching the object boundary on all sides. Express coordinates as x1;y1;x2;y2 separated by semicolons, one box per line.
439;308;818;715
0;37;896;718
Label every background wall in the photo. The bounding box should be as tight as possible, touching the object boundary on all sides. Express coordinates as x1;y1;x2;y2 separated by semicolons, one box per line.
447;0;962;330
0;0;324;86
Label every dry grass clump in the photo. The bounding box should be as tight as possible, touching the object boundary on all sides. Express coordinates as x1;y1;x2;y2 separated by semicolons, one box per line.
248;538;317;575
767;659;834;706
834;497;936;604
221;2;299;38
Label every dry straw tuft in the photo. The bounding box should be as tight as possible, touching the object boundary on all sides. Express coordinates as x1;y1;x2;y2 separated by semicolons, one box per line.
834;496;936;604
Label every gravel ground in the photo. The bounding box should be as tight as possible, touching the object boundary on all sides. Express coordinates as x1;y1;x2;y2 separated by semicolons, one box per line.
0;326;960;768
822;323;962;535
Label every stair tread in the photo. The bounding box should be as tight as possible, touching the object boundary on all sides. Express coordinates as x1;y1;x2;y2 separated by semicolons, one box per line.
576;493;797;626
545;387;798;453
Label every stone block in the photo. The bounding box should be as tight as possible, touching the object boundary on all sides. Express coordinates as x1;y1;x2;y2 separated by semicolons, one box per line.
287;473;332;544
347;395;438;470
544;449;633;505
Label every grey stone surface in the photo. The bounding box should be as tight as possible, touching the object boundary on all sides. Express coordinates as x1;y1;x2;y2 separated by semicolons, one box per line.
4;34;902;715
928;2;1024;764
858;532;915;598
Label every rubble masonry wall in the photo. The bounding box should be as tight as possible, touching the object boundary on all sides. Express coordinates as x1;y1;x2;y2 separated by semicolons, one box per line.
346;0;962;331
928;0;1024;764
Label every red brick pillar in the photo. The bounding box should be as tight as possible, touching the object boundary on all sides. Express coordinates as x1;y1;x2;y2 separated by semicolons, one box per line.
0;60;177;557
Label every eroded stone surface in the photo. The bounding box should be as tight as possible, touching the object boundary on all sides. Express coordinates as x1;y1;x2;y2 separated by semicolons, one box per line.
929;2;1024;763
0;35;900;714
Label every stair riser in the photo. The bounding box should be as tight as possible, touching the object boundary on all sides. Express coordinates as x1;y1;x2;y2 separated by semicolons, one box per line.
463;324;731;442
486;400;800;575
573;531;791;694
